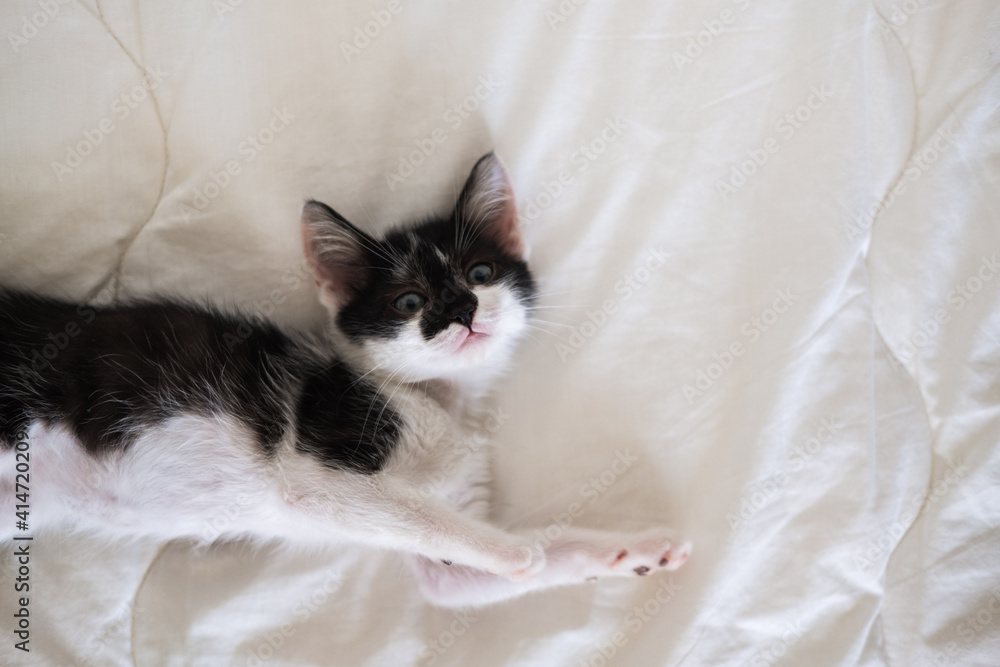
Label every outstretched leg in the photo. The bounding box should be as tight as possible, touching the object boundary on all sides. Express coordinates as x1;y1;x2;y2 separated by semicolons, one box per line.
412;526;691;608
281;469;547;580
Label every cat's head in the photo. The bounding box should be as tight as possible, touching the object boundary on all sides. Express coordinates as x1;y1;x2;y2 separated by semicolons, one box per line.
301;153;534;383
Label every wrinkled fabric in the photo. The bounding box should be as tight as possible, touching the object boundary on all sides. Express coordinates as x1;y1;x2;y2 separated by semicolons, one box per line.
1;0;998;665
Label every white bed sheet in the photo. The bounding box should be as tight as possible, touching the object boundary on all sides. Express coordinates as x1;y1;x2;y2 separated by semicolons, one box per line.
1;0;998;665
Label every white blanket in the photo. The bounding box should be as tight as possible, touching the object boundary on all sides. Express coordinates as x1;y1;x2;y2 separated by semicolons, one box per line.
2;0;999;665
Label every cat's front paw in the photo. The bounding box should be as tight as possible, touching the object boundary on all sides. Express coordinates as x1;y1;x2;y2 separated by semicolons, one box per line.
616;529;691;575
582;529;691;581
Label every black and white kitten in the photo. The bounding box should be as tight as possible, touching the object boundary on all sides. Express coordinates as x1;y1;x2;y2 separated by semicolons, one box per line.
0;154;689;607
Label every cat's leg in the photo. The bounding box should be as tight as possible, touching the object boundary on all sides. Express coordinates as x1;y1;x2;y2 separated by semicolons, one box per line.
280;469;545;580
410;526;691;608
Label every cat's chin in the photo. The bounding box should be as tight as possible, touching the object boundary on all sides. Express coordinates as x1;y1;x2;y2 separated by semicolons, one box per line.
366;336;512;386
407;352;504;384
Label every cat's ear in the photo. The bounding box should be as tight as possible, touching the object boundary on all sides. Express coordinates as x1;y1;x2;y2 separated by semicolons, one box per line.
301;200;373;309
455;153;525;257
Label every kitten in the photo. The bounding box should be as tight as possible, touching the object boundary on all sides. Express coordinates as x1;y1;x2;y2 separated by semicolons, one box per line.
0;154;689;607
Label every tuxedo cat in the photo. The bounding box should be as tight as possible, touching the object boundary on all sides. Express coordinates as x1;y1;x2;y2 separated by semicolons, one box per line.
0;154;689;607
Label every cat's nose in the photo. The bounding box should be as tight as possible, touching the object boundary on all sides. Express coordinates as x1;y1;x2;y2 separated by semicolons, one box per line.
443;292;478;330
451;305;475;330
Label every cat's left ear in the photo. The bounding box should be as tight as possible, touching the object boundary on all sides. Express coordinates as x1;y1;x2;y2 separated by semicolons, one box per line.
455;153;525;258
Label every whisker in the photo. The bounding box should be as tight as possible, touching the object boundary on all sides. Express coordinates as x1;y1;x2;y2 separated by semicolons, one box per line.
519;326;561;339
524;320;577;330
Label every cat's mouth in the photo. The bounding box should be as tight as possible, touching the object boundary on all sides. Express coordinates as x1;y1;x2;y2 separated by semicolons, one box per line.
445;325;491;353
459;331;489;350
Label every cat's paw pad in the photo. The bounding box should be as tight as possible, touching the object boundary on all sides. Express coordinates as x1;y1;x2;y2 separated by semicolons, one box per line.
602;530;691;578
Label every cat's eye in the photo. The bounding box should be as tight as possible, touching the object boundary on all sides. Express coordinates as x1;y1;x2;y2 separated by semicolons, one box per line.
393;292;427;314
466;263;494;285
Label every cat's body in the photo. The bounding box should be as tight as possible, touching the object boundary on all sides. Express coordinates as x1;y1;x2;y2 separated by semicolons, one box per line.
0;154;689;607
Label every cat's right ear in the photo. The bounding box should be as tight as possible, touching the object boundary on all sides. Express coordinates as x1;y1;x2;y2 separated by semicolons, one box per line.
301;200;372;309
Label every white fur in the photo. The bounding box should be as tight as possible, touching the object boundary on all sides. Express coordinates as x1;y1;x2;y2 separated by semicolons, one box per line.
1;417;277;543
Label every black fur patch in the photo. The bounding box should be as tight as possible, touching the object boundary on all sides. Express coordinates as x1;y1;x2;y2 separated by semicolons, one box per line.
0;291;399;474
294;361;400;473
